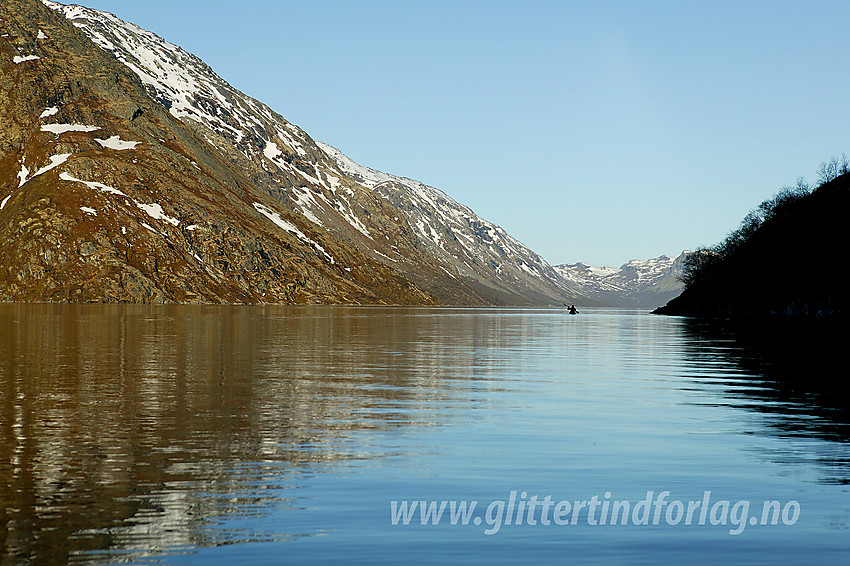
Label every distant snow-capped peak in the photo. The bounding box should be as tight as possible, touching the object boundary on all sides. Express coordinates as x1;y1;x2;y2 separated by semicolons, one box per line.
553;253;688;308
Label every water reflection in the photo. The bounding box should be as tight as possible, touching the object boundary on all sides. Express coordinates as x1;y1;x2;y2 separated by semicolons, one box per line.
0;305;522;563
679;317;850;483
2;306;849;564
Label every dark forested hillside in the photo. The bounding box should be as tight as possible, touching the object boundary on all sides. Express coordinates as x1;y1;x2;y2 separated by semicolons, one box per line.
654;167;850;319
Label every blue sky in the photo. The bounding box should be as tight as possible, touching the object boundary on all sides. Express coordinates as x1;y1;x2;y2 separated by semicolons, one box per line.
79;0;849;267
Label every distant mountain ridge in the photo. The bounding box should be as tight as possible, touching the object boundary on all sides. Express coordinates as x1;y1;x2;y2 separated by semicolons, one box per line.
554;253;687;308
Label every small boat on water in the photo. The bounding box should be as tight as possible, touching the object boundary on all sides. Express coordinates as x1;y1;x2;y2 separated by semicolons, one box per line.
563;304;579;315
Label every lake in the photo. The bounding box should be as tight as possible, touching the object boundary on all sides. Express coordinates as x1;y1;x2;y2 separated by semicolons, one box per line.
1;304;848;564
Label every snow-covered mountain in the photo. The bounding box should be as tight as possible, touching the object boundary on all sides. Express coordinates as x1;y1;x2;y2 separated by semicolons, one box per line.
30;0;575;305
554;253;687;308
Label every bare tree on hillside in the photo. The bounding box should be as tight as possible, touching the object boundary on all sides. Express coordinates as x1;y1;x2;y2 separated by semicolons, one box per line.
817;154;849;185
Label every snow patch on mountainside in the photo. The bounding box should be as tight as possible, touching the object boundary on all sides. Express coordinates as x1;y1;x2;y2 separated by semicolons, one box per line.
96;135;140;150
60;172;126;196
253;202;335;265
24;153;72;184
17;163;30;188
136;202;179;226
41;123;99;135
39;106;59;118
13;54;41;63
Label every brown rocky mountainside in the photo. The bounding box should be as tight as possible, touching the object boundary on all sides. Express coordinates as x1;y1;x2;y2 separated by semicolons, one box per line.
1;0;576;305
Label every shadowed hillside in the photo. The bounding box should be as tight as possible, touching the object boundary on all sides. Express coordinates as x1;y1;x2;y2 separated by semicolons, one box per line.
654;167;849;319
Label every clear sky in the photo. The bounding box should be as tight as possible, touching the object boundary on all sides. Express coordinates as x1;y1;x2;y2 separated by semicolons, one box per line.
77;0;849;267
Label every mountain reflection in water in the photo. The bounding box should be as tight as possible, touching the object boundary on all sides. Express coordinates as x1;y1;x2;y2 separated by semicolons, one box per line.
0;305;501;562
1;305;848;564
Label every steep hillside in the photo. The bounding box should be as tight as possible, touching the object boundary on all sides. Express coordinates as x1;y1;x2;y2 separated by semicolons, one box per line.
554;253;686;308
0;0;439;304
654;173;850;318
33;0;577;306
319;143;576;304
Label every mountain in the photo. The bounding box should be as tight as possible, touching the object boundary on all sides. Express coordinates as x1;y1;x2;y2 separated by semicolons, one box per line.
553;253;686;308
654;172;850;319
318;142;576;304
2;0;448;304
0;0;578;305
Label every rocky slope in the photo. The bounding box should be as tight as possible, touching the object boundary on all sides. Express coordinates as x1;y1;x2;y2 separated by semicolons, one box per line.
319;142;576;304
1;0;456;304
554;253;687;308
9;0;577;305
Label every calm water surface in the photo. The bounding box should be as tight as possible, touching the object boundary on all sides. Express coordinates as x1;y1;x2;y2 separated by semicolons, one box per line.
1;305;848;564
